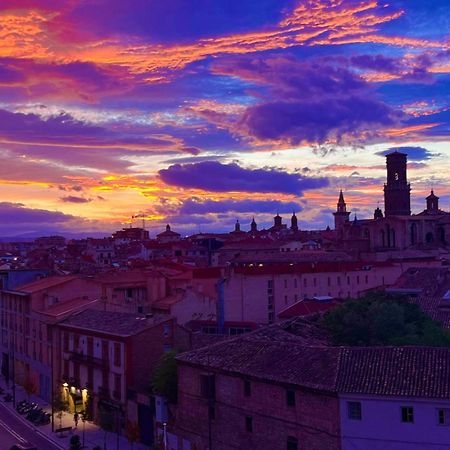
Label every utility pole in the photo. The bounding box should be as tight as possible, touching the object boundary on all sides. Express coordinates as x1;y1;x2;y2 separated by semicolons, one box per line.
12;327;16;408
50;324;55;432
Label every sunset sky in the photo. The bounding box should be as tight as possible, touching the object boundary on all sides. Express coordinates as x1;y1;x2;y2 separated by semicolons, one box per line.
0;0;449;237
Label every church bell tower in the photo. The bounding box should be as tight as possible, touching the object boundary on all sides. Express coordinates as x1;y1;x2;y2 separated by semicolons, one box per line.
333;190;350;230
384;151;411;216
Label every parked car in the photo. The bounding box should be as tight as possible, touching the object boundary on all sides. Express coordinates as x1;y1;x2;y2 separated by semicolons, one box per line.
9;443;38;450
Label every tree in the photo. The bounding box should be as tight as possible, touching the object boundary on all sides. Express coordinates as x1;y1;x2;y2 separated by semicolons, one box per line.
53;392;69;429
152;350;178;404
322;292;450;347
69;435;81;450
125;420;140;449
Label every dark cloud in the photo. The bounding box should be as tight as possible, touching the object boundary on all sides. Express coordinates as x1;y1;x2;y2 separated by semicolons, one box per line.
0;108;177;150
350;54;401;73
58;185;83;192
178;198;302;215
0;202;74;224
212;55;400;145
0;58;131;101
241;96;396;144
60;196;92;204
376;146;437;161
159;161;328;194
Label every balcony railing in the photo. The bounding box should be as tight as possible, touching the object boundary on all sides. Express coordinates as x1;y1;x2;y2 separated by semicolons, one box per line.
69;351;109;369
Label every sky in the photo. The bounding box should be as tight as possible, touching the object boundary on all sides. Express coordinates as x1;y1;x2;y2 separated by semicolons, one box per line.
0;0;449;237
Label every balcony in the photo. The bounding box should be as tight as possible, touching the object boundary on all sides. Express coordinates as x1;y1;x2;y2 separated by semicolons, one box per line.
69;351;109;369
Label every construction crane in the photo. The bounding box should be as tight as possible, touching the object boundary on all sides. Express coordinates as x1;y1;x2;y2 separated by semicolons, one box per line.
132;213;146;229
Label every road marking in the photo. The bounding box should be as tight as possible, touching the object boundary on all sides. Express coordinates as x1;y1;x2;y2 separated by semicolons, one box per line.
0;417;27;443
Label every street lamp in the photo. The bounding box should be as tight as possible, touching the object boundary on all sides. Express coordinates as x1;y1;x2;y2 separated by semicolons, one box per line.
163;422;167;450
81;412;87;449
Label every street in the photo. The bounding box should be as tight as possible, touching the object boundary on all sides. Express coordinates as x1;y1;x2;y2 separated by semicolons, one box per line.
0;403;62;450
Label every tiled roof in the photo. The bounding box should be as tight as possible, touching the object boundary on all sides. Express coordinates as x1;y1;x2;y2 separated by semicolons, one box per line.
11;275;79;293
59;308;170;336
178;318;450;398
338;346;450;398
37;297;100;318
278;299;338;319
178;337;340;392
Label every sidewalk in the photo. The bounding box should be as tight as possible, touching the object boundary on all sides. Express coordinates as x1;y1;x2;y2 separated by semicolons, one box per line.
0;377;149;450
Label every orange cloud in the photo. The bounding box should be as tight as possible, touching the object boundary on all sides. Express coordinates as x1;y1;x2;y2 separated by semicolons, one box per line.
1;0;447;82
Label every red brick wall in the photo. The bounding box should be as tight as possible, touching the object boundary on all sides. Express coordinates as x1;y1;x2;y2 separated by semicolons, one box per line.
129;319;190;392
175;364;341;450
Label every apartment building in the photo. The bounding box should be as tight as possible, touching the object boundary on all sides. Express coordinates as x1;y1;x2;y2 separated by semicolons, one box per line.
57;309;190;446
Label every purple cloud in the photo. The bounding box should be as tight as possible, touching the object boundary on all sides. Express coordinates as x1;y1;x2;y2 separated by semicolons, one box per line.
60;196;92;204
212;55;400;145
0;108;178;150
178;198;303;215
241;96;397;144
159;161;328;194
0;202;73;224
350;54;401;73
376;146;437;161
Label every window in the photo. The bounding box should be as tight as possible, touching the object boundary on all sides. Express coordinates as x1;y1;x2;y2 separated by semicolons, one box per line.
245;416;253;432
200;374;216;399
63;332;69;352
73;334;79;351
438;409;450;426
347;401;362;420
286;389;296;407
244;380;251;397
287;436;298;450
401;406;414;423
284;280;288;288
113;342;121;366
113;374;121;400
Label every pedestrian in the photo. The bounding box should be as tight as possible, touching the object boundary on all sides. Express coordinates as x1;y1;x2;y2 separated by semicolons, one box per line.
74;411;79;428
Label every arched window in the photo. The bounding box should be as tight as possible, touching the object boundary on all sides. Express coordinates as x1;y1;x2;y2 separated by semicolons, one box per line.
426;232;434;244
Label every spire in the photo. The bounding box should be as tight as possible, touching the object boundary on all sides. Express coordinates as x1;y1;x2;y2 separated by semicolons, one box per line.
290;211;298;231
234;220;241;232
337;190;347;213
273;212;282;228
426;189;439;212
250;217;257;232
